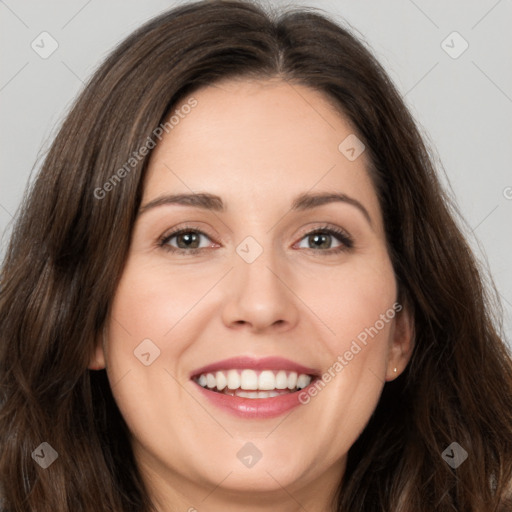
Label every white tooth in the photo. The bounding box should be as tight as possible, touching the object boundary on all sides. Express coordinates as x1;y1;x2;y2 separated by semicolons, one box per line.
268;390;280;397
258;391;270;398
240;369;258;390
237;390;259;399
275;370;288;389
198;374;207;387
206;373;216;388
297;374;311;390
287;371;298;389
227;369;240;389
216;371;227;390
258;370;276;390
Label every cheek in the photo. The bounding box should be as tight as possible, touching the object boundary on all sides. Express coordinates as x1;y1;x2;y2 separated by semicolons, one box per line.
300;248;398;356
102;258;210;456
109;259;202;337
106;257;217;359
102;259;184;400
293;250;398;428
103;255;227;414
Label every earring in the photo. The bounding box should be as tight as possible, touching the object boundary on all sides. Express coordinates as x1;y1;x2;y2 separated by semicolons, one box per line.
393;367;397;373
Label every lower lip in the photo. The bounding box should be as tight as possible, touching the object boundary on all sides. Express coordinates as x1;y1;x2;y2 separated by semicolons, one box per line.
193;381;315;419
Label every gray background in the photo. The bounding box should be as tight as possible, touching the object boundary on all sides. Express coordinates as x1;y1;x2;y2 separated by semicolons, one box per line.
1;0;511;346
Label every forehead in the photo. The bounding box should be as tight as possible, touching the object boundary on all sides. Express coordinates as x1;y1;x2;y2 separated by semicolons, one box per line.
143;78;382;230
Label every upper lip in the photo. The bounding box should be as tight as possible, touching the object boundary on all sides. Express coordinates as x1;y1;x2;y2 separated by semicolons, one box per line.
190;356;320;379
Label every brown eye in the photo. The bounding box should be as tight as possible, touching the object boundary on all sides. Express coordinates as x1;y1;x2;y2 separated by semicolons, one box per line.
173;231;202;249
296;227;354;252
160;228;215;254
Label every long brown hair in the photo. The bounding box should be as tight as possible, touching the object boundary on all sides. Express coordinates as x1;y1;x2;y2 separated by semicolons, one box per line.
1;1;511;510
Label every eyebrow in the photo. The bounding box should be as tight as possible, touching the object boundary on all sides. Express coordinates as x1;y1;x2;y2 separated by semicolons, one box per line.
139;191;372;226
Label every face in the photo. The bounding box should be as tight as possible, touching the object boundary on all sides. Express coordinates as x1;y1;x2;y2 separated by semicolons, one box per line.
91;78;413;510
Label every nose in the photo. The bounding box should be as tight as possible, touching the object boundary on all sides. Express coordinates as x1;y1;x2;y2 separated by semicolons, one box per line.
220;243;300;334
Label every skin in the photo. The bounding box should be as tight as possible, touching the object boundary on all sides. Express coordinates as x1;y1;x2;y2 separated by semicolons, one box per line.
90;78;414;512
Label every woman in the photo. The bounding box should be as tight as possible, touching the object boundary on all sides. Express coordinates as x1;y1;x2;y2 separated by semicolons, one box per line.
1;0;511;510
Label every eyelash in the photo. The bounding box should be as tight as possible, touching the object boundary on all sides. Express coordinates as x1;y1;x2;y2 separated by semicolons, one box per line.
158;224;354;256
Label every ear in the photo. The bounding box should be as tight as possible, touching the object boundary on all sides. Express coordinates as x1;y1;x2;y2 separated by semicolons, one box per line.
88;333;106;371
385;304;415;381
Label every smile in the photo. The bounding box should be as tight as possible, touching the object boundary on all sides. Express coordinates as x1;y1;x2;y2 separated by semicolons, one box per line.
190;356;319;418
194;369;313;398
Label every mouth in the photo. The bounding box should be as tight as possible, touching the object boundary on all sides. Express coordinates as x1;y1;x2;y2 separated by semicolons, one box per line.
189;356;320;418
193;369;315;399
